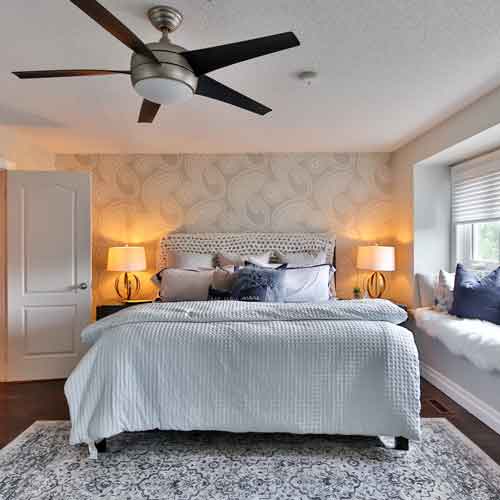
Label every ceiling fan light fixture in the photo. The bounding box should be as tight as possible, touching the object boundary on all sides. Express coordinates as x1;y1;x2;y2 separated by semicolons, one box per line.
134;77;194;105
130;37;197;106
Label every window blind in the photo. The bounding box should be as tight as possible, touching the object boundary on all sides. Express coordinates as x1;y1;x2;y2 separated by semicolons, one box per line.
452;150;500;224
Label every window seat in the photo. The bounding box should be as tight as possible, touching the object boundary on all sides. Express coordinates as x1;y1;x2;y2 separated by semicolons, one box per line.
414;307;500;373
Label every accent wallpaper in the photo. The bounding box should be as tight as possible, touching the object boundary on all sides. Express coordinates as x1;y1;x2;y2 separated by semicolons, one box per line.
54;153;394;304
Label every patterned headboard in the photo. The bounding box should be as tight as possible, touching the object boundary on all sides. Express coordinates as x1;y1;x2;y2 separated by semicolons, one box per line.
158;232;336;269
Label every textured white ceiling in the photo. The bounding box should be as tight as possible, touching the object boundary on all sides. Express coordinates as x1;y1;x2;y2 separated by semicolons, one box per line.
2;0;500;154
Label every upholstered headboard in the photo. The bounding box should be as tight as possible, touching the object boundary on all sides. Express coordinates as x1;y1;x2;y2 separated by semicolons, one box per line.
158;232;336;269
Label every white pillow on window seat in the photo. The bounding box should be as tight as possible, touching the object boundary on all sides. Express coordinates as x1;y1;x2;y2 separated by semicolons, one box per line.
434;270;455;312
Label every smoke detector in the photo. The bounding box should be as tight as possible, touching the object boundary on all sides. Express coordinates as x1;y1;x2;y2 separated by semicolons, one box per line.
297;70;318;85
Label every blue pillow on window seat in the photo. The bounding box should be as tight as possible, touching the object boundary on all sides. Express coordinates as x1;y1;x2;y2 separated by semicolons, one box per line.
450;264;500;325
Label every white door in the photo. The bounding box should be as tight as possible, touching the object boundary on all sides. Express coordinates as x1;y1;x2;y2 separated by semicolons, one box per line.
7;171;91;381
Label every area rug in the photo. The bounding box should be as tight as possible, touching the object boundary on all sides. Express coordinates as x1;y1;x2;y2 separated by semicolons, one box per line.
0;419;499;500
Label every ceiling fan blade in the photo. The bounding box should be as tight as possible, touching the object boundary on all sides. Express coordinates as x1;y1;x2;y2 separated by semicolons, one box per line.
138;99;161;123
196;76;271;115
69;0;160;63
13;69;130;79
182;32;300;76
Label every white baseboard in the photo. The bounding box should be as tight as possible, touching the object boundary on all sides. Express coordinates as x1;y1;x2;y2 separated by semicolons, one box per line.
420;362;500;435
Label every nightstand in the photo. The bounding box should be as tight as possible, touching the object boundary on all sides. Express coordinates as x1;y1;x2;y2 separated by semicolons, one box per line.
393;303;408;312
96;301;151;320
401;309;417;333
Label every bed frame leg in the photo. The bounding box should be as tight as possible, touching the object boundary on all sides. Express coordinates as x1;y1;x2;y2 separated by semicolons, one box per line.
96;438;107;453
395;437;409;451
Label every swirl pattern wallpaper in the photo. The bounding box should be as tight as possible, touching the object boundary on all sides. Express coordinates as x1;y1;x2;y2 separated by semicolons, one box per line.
55;153;394;304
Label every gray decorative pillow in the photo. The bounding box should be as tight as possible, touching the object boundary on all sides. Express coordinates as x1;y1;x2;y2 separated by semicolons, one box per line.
231;267;285;302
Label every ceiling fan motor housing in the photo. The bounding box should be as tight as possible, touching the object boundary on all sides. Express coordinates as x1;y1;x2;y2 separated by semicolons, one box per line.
148;5;183;34
131;39;198;105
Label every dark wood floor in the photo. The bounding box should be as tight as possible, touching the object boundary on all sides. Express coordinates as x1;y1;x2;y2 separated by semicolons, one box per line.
1;378;499;463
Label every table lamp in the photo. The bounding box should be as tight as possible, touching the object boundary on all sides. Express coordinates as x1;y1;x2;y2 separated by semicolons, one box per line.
356;245;395;298
107;245;146;302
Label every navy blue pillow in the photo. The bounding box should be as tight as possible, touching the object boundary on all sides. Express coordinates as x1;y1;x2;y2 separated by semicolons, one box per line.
207;285;232;301
231;267;285;302
450;264;500;324
236;285;270;302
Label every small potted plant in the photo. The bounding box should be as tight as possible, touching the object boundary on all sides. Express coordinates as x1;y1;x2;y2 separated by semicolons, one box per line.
353;286;363;299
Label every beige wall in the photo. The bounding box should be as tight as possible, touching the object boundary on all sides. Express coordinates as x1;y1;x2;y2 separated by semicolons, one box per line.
6;78;500;310
390;85;500;306
0;126;55;171
55;153;396;305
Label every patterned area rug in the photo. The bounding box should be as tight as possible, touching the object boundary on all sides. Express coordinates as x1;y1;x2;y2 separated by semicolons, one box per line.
1;419;499;499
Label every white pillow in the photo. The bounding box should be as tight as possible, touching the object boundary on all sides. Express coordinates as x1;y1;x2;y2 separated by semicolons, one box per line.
217;252;272;267
276;250;328;266
282;265;331;303
246;262;288;269
275;251;334;296
157;268;214;301
434;270;455;312
167;251;214;269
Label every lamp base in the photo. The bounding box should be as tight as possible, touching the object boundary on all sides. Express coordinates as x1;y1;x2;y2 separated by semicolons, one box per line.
366;271;387;298
114;272;141;301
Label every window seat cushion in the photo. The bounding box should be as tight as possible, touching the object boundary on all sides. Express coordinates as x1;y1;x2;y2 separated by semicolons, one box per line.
414;307;500;372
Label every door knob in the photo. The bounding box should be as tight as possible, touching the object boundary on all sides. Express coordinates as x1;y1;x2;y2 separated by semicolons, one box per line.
78;282;88;290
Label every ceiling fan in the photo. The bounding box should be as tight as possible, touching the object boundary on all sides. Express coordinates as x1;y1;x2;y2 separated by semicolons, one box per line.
13;1;300;123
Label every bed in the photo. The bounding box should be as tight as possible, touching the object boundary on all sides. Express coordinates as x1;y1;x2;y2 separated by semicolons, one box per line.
65;232;421;457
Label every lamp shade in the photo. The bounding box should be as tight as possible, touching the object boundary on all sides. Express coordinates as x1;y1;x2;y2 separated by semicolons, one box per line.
107;246;146;272
357;246;395;272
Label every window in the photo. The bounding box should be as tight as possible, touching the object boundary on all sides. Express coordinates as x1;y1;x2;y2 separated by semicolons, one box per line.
473;221;500;262
456;221;500;268
452;151;500;270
